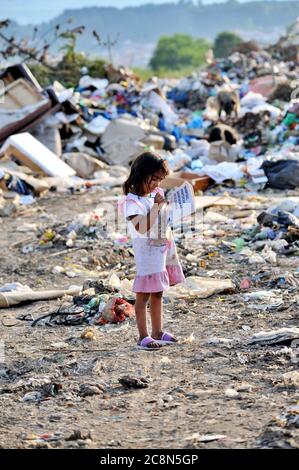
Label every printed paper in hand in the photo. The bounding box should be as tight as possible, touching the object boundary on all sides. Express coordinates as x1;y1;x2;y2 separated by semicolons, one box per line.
167;181;195;225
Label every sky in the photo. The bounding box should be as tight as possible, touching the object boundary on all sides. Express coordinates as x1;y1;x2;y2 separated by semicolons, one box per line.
1;0;286;25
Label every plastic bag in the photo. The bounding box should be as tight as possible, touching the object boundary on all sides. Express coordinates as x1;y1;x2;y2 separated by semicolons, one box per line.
199;162;244;183
261;160;299;189
100;297;134;324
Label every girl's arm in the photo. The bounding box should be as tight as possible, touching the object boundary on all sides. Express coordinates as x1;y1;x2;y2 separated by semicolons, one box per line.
128;194;167;234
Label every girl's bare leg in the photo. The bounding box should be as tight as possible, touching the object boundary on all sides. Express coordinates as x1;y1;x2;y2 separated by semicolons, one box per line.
135;293;150;339
150;291;163;339
150;291;178;342
135;293;161;348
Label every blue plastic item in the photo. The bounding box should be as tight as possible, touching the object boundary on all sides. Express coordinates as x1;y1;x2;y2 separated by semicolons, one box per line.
266;229;277;240
239;83;249;98
158;117;166;132
172;127;181;142
167;89;189;106
117;107;127;115
191;159;203;170
209;88;217;97
102;112;113;120
187;116;203;129
183;136;192;144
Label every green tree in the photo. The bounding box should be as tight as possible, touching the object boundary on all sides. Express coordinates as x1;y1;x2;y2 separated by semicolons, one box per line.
29;53;106;88
149;34;210;71
213;31;243;58
59;31;77;62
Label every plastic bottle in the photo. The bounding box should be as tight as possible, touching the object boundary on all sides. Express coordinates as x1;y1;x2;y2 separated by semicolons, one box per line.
233;238;245;251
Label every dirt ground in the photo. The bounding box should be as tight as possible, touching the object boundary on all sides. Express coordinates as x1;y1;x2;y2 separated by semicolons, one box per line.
0;186;298;449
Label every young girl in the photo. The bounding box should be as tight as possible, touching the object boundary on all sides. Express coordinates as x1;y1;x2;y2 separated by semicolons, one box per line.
122;151;185;350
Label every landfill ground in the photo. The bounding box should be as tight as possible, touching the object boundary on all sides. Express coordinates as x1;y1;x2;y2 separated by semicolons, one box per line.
0;186;298;449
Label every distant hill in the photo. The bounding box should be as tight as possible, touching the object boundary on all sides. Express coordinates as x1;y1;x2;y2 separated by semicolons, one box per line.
1;1;296;26
2;1;299;66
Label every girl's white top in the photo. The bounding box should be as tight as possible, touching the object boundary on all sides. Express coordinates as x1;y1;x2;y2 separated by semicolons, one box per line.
124;192;170;277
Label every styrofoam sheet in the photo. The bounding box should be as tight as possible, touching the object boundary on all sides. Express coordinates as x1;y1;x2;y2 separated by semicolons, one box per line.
0;133;76;177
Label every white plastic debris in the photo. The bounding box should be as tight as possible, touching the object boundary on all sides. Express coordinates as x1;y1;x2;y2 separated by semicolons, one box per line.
261;245;277;265
52;266;64;274
79;76;109;90
225;388;240;398
248;327;299;346
185;433;226;442
85;115;110;135
199;162;244;183
166;148;191;171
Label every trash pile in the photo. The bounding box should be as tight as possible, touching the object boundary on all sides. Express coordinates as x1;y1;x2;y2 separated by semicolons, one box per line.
241;198;299;258
1;20;299;323
258;405;299;448
0;19;297;216
20;207;110;255
2;20;299;451
31;279;134;327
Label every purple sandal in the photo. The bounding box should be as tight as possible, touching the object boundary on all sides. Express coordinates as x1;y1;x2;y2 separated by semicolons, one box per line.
137;336;162;351
154;332;178;345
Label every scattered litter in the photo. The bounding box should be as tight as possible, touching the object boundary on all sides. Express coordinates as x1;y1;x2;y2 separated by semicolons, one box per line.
1;22;299;449
118;376;149;389
79;383;105;397
185;433;226;442
225;388;240;398
248;328;299;346
167;276;235;299
0;285;81;308
282;371;299;388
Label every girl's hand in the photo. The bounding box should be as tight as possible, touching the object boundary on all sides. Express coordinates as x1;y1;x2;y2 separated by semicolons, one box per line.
154;193;167;208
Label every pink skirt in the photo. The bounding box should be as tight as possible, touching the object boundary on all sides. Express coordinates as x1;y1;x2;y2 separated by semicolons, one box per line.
133;265;185;293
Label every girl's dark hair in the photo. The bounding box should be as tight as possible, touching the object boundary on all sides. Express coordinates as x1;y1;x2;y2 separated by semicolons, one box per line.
123;152;169;195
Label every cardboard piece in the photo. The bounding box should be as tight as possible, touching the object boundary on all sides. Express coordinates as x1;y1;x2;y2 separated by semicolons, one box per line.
0;78;46;111
0;133;76;177
161;175;186;190
195;195;238;210
177;172;212;191
167;181;196;225
0;64;43;91
161;172;211;192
